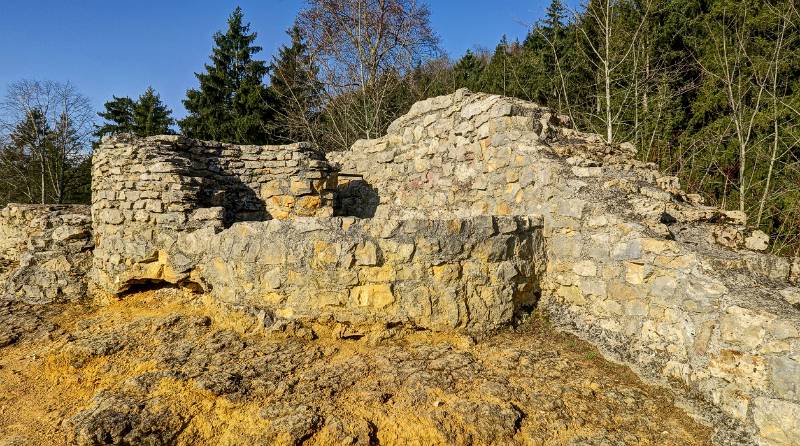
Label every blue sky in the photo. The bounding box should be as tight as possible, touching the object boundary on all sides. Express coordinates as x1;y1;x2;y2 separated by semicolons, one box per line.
0;0;573;120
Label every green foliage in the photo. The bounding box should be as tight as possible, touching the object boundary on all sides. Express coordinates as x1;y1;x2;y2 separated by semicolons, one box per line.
179;7;275;144
452;50;487;92
96;87;174;138
96;96;136;137
133;87;175;137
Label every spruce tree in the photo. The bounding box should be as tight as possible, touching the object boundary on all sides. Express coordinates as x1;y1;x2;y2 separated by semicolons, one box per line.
96;96;136;138
544;0;567;38
180;7;274;144
96;88;174;138
453;50;486;91
268;26;323;144
133;87;174;136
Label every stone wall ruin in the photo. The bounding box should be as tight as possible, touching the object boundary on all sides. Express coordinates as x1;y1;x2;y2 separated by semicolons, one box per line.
0;89;793;445
0;204;92;304
91;135;338;294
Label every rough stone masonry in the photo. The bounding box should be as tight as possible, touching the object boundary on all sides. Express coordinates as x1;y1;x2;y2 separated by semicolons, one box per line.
0;204;92;305
1;89;798;445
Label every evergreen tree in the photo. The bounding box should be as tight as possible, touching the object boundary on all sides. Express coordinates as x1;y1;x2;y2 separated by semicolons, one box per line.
481;37;513;96
544;0;567;38
268;26;323;144
133;87;175;136
96;96;135;138
180;7;275;144
96;87;174;138
453;50;487;91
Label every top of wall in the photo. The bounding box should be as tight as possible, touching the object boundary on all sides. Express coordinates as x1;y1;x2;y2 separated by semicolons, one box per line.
330;89;800;288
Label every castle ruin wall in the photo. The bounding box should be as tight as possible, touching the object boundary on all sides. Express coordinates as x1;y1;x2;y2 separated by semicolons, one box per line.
91;135;337;294
0;204;92;304
48;89;800;445
330;90;800;445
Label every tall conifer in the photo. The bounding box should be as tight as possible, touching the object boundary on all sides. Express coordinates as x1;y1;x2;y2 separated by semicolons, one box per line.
133;87;174;137
180;7;274;144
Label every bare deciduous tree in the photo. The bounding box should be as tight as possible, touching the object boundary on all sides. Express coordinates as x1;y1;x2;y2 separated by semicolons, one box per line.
297;0;440;150
575;0;651;144
0;80;94;204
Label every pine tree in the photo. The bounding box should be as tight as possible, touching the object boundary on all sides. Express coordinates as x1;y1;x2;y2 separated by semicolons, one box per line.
268;26;323;144
133;87;174;136
96;96;135;138
179;7;275;144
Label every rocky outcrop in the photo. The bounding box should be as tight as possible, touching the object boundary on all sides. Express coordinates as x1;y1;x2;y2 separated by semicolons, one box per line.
0;288;716;446
0;204;92;304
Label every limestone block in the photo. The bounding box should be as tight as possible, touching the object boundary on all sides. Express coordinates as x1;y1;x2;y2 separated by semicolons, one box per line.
769;356;800;399
745;230;770;251
720;306;770;350
709;350;769;391
351;284;395;309
550;233;583;258
572;260;597;277
611;239;642;260
753;398;800;446
355;241;379;266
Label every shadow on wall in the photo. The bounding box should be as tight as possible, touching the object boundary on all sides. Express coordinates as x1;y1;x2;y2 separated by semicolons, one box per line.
334;176;380;218
198;170;270;228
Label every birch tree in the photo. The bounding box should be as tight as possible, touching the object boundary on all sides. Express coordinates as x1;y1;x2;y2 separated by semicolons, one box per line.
576;0;651;144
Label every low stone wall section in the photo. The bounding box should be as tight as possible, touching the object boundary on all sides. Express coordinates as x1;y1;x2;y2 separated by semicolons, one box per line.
92;215;542;333
195;216;543;333
0;204;92;304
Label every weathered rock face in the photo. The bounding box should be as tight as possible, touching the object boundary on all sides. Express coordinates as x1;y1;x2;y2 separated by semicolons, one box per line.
81;89;800;445
0;204;92;304
192;216;542;333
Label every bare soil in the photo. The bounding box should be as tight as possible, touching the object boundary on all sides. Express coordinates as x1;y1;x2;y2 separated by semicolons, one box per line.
0;288;713;445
